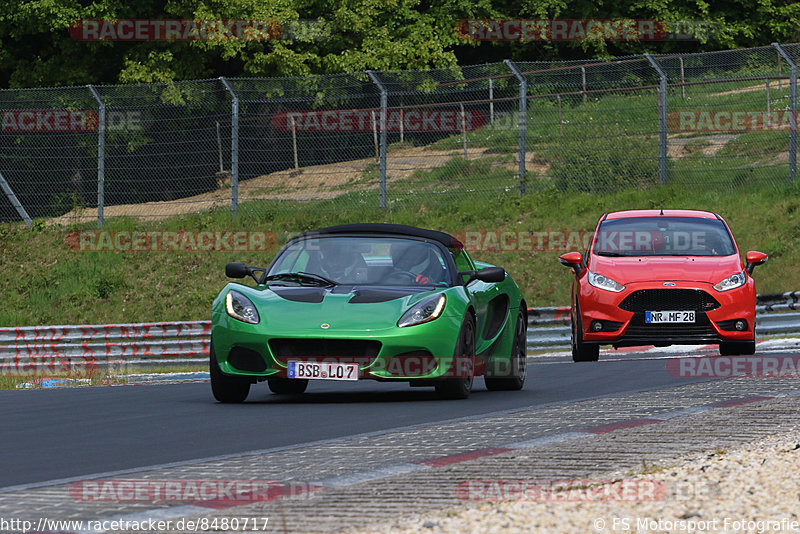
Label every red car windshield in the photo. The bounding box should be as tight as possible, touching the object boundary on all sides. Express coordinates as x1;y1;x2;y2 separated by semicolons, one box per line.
593;216;737;257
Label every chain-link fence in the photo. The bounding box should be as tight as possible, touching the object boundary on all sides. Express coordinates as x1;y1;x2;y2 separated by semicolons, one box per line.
1;43;798;226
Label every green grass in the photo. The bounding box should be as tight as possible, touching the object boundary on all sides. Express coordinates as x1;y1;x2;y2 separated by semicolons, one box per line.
2;78;797;325
1;181;796;326
0;369;128;390
420;81;795;195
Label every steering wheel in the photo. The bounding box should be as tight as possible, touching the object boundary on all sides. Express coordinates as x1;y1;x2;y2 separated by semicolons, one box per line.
384;270;418;284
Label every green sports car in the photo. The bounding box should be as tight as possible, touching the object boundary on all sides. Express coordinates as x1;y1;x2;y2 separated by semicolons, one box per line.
210;223;528;402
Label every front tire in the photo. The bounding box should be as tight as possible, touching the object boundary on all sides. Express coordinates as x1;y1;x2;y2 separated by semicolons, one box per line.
210;343;251;403
485;306;527;391
435;314;475;400
719;340;756;356
572;304;599;362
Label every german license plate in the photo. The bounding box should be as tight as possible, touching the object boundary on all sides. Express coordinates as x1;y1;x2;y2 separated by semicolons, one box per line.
287;361;359;381
645;311;695;323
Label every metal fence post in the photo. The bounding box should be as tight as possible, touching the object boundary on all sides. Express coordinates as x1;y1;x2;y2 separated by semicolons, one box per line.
219;77;239;219
87;85;105;227
679;56;686;100
504;60;527;195
489;78;494;123
645;54;668;185
367;71;387;208
773;43;797;184
0;170;32;227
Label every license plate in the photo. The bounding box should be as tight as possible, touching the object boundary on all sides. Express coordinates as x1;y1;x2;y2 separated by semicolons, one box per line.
287;361;359;381
645;311;695;323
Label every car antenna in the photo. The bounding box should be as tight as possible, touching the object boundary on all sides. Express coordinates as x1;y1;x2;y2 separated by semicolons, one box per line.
659;205;664;215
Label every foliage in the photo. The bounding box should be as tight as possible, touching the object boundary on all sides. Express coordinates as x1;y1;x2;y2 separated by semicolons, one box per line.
549;128;661;192
1;0;799;87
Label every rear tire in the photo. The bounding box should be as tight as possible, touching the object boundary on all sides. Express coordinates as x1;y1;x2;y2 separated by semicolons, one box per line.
572;305;599;362
485;306;527;391
210;343;251;403
435;314;475;400
268;377;309;395
719;340;756;356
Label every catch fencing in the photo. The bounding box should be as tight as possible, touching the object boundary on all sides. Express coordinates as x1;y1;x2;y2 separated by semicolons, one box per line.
1;43;799;226
2;292;798;374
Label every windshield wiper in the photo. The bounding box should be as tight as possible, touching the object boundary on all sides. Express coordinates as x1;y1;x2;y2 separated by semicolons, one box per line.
595;251;629;257
265;272;338;286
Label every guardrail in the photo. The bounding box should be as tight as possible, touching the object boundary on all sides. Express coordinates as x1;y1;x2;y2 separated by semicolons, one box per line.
0;321;210;373
755;291;800;313
3;293;800;373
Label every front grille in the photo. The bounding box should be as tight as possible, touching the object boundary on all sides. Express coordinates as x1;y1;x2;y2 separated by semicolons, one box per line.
619;289;720;312
623;312;716;338
269;338;381;365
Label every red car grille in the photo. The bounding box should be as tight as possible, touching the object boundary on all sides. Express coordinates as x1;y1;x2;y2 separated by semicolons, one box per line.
619;289;720;312
624;312;716;338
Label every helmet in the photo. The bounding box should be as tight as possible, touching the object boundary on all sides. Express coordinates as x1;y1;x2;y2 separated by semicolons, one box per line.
319;239;361;277
391;242;432;271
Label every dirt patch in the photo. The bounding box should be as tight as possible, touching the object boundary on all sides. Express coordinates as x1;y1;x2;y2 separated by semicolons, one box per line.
710;79;792;96
520;151;552;176
49;145;495;225
667;134;739;159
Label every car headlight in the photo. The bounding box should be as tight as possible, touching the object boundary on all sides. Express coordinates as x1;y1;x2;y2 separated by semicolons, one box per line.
225;290;260;324
713;271;746;292
588;270;625;293
398;294;446;327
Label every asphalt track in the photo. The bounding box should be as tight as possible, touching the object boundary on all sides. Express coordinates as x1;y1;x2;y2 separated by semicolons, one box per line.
0;351;731;489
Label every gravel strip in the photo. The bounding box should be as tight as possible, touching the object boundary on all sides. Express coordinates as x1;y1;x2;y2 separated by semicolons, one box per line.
357;427;800;534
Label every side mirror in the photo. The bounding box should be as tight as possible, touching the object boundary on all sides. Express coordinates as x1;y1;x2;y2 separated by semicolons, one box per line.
559;252;583;274
475;266;506;283
745;251;768;275
458;267;506;284
225;262;249;278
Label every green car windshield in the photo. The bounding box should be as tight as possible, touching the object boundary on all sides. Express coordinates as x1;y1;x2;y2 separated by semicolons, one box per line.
268;236;452;286
593;217;737;257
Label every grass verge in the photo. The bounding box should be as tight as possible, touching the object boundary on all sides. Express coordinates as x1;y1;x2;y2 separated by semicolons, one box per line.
0;181;794;326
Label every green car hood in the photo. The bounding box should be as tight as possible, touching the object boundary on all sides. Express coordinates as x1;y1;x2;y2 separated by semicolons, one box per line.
232;284;453;333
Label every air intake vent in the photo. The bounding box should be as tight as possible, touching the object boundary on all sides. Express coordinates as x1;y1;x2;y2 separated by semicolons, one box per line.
269;339;381;364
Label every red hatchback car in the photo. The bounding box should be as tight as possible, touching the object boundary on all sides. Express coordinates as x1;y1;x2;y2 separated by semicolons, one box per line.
559;210;768;361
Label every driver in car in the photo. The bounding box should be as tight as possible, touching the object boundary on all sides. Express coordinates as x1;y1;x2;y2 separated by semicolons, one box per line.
317;239;368;282
390;242;445;285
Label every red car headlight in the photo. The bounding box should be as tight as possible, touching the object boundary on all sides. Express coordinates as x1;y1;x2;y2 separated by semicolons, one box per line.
587;270;626;293
713;271;746;292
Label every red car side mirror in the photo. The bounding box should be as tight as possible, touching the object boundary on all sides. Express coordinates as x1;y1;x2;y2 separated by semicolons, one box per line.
559;252;583;274
745;251;768;274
